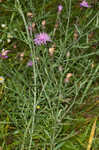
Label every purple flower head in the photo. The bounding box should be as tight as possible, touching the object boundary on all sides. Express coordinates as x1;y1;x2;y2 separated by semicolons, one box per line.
0;53;8;59
80;1;91;8
58;5;63;12
27;60;33;66
34;32;51;45
0;50;10;59
2;50;10;56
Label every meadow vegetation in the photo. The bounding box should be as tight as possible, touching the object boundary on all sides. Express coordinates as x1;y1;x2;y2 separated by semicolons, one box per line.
0;0;99;149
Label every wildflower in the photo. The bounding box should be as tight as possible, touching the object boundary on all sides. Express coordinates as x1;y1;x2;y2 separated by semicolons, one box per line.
36;105;40;109
1;24;6;28
0;76;4;84
27;60;33;66
0;54;8;59
0;49;10;59
58;5;63;12
80;1;91;8
2;50;10;56
7;39;11;43
34;32;51;45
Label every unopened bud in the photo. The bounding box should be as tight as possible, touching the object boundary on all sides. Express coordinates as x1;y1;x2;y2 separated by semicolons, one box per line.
32;23;36;30
42;20;46;26
74;31;78;40
49;47;55;56
27;12;33;17
66;73;73;79
66;51;70;58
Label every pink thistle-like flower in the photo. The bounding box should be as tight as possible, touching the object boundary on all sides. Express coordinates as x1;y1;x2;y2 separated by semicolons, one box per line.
58;5;63;12
27;60;33;66
80;1;91;8
34;32;51;45
2;50;10;56
0;54;8;59
0;49;10;59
